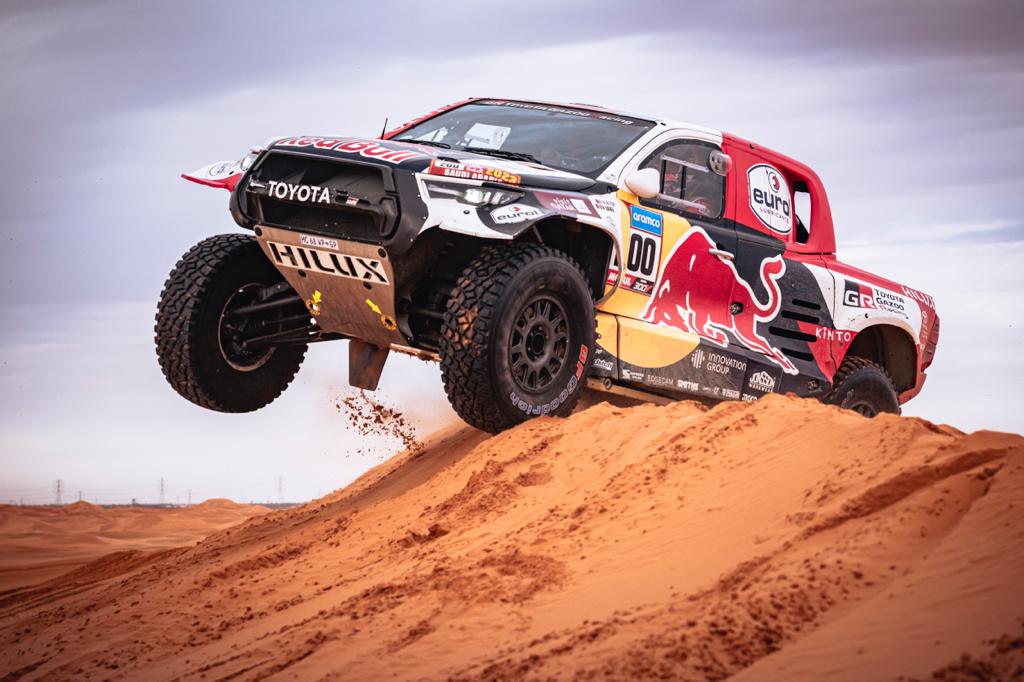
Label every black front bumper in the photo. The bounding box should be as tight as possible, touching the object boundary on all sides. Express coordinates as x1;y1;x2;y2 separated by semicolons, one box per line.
231;149;429;256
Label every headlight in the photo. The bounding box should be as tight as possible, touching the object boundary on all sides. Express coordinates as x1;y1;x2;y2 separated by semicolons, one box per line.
423;180;522;207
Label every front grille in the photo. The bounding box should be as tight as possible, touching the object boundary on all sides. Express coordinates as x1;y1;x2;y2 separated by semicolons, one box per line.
244;151;399;242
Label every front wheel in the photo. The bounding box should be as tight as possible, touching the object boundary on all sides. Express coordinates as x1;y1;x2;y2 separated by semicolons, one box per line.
155;233;308;413
439;244;596;433
824;356;900;417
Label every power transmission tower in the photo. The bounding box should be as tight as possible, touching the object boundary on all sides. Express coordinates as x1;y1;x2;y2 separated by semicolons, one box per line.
54;479;63;505
159;477;166;506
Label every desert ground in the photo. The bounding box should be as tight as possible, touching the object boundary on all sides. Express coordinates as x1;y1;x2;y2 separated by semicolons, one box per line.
1;394;1022;680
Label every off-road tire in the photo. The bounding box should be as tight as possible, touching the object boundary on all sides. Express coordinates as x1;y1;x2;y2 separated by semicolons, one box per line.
155;233;307;413
440;244;596;433
825;356;900;417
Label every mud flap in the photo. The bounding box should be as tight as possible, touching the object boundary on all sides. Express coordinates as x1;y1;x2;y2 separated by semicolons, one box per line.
349;340;390;390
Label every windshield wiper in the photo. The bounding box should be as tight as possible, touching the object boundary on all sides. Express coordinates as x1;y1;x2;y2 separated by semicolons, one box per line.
462;147;540;164
394;138;451;149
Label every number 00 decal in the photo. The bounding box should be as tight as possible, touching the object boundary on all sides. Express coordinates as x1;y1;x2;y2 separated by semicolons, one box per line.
622;230;662;296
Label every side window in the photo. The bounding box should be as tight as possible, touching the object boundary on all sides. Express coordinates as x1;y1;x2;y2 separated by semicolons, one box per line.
640;141;725;220
793;180;811;244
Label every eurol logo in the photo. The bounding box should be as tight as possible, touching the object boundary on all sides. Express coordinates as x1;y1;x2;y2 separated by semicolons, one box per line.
748;164;791;234
630;205;663;235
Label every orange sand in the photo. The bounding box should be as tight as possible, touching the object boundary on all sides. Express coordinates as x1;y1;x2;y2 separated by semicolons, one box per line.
0;499;268;592
1;395;1021;680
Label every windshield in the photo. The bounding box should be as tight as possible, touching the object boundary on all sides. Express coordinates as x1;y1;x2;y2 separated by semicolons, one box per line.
393;100;655;177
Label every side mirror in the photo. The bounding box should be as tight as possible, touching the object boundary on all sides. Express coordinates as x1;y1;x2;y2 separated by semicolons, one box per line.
708;150;732;176
623;168;660;199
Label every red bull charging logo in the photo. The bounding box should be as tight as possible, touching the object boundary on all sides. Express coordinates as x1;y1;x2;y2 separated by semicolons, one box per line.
641;227;798;374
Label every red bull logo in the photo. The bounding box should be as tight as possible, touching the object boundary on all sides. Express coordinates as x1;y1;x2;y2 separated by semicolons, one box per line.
641;227;798;374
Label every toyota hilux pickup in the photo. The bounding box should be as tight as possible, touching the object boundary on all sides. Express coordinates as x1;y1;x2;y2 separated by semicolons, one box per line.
156;98;940;432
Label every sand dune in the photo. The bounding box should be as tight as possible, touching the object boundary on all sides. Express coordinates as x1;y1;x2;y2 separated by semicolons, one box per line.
1;395;1022;680
0;499;268;592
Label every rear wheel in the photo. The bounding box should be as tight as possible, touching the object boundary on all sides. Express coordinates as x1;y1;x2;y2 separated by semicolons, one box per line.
439;244;595;433
824;356;900;417
155;233;308;413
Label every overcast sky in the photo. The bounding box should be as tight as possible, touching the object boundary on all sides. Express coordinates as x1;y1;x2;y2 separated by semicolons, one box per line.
1;0;1022;504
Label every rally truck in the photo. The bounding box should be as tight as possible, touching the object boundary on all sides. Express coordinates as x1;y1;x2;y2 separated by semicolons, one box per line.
156;98;940;432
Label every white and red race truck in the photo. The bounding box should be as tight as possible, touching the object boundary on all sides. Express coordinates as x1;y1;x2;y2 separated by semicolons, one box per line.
156;98;939;432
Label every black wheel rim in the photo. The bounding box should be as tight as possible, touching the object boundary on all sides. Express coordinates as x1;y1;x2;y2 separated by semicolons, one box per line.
849;400;878;418
218;284;277;371
509;295;569;393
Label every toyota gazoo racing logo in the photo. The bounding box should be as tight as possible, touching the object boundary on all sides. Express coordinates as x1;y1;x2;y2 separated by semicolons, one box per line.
843;280;908;317
265;180;331;205
747;164;792;234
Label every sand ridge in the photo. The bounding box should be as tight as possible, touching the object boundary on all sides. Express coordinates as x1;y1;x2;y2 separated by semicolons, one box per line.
0;394;1022;680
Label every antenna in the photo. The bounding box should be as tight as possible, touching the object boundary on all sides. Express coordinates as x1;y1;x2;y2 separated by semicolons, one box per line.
380;116;389;139
54;479;63;505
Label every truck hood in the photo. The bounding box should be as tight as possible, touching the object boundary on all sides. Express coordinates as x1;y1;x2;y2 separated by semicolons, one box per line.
264;136;597;192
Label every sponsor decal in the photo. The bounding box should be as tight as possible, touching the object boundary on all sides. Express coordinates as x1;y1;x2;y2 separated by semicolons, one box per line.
630;205;663;235
691;348;746;376
642;226;797;374
814;326;853;343
747;164;792;233
843;280;908;318
676;379;700;392
592;197;618;217
490;204;543;225
592;357;614;372
621;367;643;381
510;345;588;415
274;137;422;164
622;204;664;296
266;180;330;204
345;196;359;206
645;374;674;387
901;285;935;309
268;242;389;284
721;388;741;399
428;158;521;185
747;370;776;392
305;290;323;317
299;234;339;251
479;100;641;126
365;299;397;330
209;161;240;178
538;193;595;216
